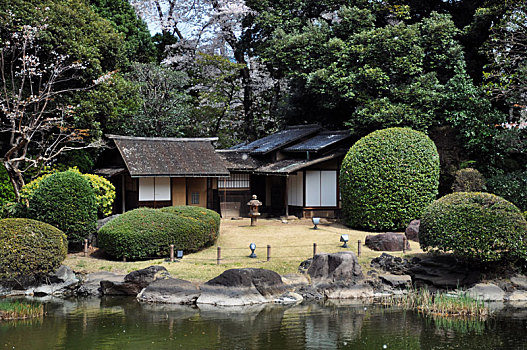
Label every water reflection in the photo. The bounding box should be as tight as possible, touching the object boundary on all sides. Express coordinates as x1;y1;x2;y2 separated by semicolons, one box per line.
0;297;526;349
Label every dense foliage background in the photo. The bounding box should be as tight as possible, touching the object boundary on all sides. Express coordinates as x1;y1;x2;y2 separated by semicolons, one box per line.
0;0;525;212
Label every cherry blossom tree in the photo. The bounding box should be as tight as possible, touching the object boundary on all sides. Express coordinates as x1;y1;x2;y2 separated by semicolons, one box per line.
0;14;105;200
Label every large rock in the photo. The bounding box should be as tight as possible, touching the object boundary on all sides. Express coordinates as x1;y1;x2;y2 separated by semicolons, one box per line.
405;220;420;242
467;283;505;301
307;252;363;283
31;266;79;296
511;275;527;290
365;232;410;251
101;266;170;296
370;253;411;275
137;278;200;304
125;266;170;289
379;274;412;288
409;254;480;289
197;268;285;306
77;271;125;296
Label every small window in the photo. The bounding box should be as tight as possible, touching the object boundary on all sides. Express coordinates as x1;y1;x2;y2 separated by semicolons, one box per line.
191;192;200;204
218;174;250;189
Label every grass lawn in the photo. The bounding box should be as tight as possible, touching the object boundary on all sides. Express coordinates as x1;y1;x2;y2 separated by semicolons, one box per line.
64;218;422;282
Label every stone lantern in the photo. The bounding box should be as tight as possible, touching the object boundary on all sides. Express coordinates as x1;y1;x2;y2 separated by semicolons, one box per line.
247;195;262;226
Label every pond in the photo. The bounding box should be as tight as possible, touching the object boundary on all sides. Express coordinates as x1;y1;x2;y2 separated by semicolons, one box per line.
1;297;527;349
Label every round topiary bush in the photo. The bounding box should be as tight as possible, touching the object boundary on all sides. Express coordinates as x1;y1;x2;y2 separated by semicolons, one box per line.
160;206;220;240
451;168;485;192
340;127;440;231
21;169;115;218
0;218;68;284
419;192;527;262
27;170;97;242
98;207;218;260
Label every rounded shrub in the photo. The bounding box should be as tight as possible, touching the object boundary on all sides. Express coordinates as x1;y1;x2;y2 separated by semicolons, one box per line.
27;170;97;242
98;207;218;260
419;192;527;262
21;169;115;218
0;218;68;283
340;127;440;231
451;168;485;192
160;206;220;240
0;165;15;205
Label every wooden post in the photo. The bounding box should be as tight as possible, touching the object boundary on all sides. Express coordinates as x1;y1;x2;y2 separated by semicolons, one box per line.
358;240;362;257
402;237;407;254
84;239;88;257
123;256;126;262
170;244;175;262
313;243;317;258
217;246;221;265
267;245;271;262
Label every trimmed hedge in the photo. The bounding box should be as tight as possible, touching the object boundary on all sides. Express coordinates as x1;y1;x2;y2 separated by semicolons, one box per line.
451;168;485;192
27;170;97;242
98;207;219;260
160;206;220;239
419;192;527;261
487;170;527;212
0;218;68;282
340;127;440;231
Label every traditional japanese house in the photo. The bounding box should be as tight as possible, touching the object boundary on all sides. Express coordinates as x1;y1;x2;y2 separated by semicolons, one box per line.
217;125;352;218
96;135;229;213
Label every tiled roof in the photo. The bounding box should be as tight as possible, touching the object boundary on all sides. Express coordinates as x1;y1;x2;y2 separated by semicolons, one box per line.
109;135;229;177
216;150;262;171
254;152;345;175
231;125;321;155
283;130;351;152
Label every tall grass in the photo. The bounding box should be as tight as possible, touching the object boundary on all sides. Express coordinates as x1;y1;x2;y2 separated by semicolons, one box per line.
0;300;44;320
381;288;489;319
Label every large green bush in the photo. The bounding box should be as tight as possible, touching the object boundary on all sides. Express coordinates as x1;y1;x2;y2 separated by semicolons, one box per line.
487;170;527;212
419;192;527;261
340;127;440;231
21;168;115;217
27;170;97;242
0;218;68;283
160;206;220;239
98;207;219;260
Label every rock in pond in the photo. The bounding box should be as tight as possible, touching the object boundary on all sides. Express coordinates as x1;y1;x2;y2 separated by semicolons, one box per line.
307;252;363;283
365;232;410;252
101;266;169;296
197;268;286;306
467;283;506;301
137;278;200;304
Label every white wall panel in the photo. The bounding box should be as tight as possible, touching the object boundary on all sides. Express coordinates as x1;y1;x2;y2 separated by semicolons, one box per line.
305;171;321;207
139;177;155;201
154;177;171;201
296;171;303;206
321;171;337;206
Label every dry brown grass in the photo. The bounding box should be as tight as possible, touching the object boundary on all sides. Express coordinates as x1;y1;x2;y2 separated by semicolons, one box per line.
64;218;422;282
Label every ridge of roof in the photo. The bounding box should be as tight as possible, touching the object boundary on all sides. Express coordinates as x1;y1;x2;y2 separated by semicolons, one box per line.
107;134;219;142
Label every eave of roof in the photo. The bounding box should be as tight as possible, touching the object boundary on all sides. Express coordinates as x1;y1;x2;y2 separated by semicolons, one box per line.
283;130;351;152
254;152;345;175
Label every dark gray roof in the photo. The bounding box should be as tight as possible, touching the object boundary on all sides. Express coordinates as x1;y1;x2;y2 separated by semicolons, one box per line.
254;152;345;175
216;150;262;171
232;125;321;155
283;130;351;152
109;135;229;177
